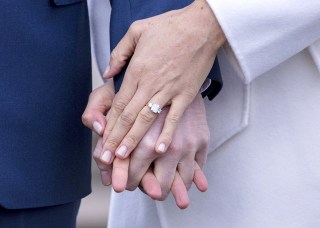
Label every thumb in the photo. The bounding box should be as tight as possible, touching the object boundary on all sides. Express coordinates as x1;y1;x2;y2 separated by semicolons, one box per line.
82;83;114;136
103;21;143;79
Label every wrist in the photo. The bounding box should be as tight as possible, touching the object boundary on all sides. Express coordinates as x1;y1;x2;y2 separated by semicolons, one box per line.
191;0;227;52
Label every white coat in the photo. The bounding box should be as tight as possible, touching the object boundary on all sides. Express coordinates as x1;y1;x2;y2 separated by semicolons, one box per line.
89;1;320;227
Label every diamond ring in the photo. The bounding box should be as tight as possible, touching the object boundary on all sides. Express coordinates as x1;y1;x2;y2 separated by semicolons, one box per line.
148;102;162;114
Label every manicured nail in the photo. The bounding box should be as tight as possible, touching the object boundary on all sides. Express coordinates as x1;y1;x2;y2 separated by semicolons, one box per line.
103;65;110;77
116;145;127;157
101;151;112;163
157;143;166;153
93;121;103;135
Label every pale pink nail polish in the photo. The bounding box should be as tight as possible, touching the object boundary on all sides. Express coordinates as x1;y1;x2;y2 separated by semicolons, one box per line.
157;143;166;153
93;121;102;135
101;151;112;163
116;145;127;157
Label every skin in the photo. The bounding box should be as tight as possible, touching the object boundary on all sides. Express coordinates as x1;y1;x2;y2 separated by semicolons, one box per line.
100;0;226;165
122;94;210;201
82;82;209;209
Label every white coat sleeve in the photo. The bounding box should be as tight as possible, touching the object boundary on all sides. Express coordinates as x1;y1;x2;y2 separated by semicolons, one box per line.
206;0;320;83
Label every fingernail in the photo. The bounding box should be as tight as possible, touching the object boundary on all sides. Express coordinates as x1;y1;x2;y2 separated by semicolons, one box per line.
101;151;112;163
93;121;103;135
116;145;127;157
101;171;111;186
157;143;166;153
103;65;110;77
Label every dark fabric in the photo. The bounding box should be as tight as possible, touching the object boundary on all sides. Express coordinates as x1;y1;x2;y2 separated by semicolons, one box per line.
0;200;80;228
110;0;222;100
202;59;223;100
0;0;92;209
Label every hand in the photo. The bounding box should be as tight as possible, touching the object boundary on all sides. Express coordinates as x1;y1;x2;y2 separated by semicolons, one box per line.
92;138;208;209
100;0;225;164
88;92;209;209
82;81;115;136
112;93;210;209
82;82;115;185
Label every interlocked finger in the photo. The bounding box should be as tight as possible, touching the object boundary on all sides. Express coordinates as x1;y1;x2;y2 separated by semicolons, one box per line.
155;96;191;154
171;171;190;209
111;157;130;192
139;168;162;200
177;159;195;191
193;162;208;192
93;138;112;186
110;92;169;160
126;150;158;191
153;156;177;200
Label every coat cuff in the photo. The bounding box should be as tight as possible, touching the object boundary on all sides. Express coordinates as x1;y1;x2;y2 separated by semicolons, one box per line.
206;0;320;84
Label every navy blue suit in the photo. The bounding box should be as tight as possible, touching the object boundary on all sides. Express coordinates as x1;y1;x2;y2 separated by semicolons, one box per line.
0;0;91;226
110;0;222;100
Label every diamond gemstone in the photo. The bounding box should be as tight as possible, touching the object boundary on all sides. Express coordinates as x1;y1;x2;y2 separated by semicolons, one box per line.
148;103;161;113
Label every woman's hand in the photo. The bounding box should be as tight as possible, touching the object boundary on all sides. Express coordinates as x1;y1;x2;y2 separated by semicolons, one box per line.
100;0;226;164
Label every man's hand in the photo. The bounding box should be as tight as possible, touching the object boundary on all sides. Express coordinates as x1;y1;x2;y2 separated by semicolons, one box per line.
82;82;115;136
82;82;210;209
82;82;115;185
112;93;210;209
93;138;208;209
100;0;226;164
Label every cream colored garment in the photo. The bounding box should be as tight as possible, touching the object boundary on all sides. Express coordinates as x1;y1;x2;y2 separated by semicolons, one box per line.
87;0;111;76
109;49;320;228
88;1;320;227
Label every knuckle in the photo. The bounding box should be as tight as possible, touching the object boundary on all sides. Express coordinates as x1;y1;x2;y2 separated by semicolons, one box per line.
110;48;119;62
128;61;146;76
81;112;93;126
136;144;158;161
124;135;138;149
168;142;182;154
113;97;128;114
185;139;197;152
88;88;97;98
129;20;142;35
141;136;156;151
110;47;127;65
105;137;119;150
119;111;135;127
183;85;198;100
130;66;142;77
96;162;107;171
167;113;180;125
139;109;155;124
93;153;100;162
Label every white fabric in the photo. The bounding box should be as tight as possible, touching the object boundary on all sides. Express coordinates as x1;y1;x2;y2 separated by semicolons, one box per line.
87;0;111;76
206;0;320;83
88;1;320;227
109;49;320;228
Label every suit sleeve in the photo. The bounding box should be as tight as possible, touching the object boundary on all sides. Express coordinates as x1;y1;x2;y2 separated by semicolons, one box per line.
206;0;320;83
